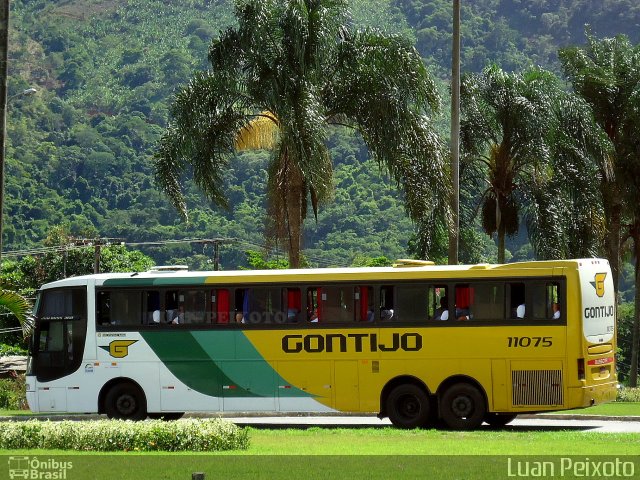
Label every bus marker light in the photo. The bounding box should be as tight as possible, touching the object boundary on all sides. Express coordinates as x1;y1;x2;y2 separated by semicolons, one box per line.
279;385;292;389
578;359;585;380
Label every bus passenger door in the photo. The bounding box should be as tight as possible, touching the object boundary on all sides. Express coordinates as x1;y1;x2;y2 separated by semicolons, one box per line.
277;361;332;412
334;361;359;411
220;361;277;411
159;366;221;412
491;360;509;411
37;387;67;412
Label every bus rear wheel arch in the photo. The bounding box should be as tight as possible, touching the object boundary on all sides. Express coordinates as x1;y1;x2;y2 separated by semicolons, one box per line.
385;383;432;429
439;382;486;430
103;381;147;421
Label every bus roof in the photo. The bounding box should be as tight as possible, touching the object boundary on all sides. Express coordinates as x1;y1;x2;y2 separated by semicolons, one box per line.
38;258;609;289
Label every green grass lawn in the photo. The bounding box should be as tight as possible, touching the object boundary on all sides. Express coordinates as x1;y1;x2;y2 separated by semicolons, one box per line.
560;402;640;416
2;428;639;480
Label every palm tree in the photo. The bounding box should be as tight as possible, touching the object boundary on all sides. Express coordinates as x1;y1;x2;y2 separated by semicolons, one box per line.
154;0;447;267
559;32;640;291
0;288;31;336
460;65;610;263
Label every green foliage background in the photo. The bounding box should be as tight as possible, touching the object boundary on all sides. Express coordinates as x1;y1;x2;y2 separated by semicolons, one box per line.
4;0;640;269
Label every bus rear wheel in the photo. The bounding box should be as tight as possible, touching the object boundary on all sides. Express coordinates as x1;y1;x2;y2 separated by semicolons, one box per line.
105;383;147;421
484;413;517;427
386;384;431;429
439;383;486;430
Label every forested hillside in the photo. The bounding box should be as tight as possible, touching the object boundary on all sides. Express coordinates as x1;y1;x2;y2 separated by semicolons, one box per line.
4;0;640;270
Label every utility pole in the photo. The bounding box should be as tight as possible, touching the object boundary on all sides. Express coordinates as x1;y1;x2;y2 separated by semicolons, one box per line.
94;241;101;274
206;238;235;271
448;0;461;266
0;0;9;270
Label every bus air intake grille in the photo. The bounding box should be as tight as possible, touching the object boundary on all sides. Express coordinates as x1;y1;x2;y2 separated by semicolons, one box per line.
511;370;563;406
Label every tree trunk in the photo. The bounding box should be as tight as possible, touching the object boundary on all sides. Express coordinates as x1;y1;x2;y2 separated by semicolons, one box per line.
628;219;640;386
285;167;304;269
496;195;505;264
498;226;505;264
601;181;622;293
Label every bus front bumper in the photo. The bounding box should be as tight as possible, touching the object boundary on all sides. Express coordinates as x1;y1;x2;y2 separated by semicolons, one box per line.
25;376;37;413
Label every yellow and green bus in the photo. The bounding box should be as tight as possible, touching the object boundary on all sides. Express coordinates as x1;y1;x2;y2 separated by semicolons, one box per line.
26;258;617;430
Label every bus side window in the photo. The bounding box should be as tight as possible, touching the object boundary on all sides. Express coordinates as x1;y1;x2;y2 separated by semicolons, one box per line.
307;288;321;323
181;290;206;324
99;290;142;325
454;284;472;320
97;291;111;325
472;283;504;321
212;289;230;324
396;284;429;322
380;286;395;321
531;283;560;320
355;286;374;322
145;291;161;324
321;286;355;323
285;288;301;323
429;285;449;321
508;283;526;319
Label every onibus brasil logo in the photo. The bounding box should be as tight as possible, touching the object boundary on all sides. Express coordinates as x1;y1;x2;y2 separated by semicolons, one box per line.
8;456;73;479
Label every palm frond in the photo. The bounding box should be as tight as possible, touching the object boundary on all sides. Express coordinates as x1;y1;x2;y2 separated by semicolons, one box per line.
235;111;280;150
0;289;32;337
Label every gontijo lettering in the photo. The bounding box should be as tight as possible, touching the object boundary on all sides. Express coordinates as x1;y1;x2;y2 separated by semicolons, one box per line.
584;305;614;319
282;332;422;353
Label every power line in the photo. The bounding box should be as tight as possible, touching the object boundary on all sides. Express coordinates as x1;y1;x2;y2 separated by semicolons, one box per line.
2;236;351;267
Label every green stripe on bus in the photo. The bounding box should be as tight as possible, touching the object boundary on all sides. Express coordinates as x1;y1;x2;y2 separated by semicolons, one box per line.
140;330;308;398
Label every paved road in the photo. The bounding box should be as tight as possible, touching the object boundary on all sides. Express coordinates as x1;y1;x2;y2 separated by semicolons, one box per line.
219;415;640;433
3;414;640;432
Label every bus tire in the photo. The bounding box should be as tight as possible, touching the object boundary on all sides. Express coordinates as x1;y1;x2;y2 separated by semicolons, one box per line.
484;413;517;427
439;383;486;430
386;384;431;429
148;412;184;421
105;382;147;421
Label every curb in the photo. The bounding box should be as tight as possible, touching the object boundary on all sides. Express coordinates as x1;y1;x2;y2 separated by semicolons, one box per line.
0;412;638;422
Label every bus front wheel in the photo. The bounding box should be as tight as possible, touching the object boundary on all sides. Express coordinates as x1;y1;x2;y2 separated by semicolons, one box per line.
439;383;486;430
105;383;147;421
386;384;431;429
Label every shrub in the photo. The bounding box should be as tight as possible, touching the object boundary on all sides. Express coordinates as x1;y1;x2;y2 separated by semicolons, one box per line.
0;343;27;356
0;374;27;410
0;418;250;451
617;387;640;402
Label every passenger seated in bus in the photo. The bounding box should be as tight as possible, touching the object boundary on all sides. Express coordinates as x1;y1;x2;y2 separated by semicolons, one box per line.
380;308;394;321
433;297;448;321
235;311;245;324
168;305;184;325
516;304;525;318
287;308;299;322
309;308;319;323
151;310;161;324
456;307;470;321
552;303;561;319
